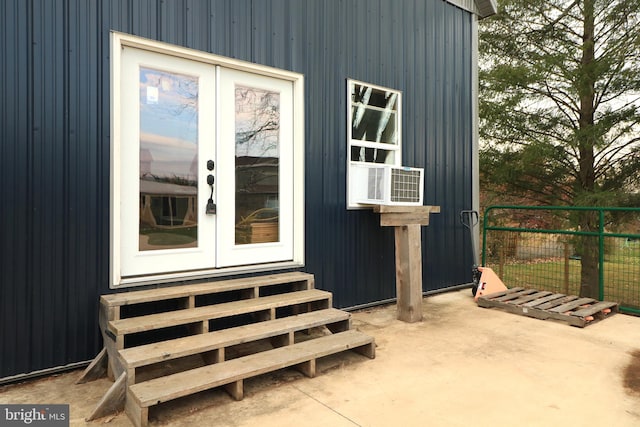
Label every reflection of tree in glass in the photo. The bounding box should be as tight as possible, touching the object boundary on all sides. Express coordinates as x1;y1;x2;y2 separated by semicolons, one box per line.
234;86;280;230
141;172;196;188
235;86;280;158
140;68;198;126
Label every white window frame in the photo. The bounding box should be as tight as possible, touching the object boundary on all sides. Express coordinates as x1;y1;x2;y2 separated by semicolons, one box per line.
110;32;305;288
346;79;402;209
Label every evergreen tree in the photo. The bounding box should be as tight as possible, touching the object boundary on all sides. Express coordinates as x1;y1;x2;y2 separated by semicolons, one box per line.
479;0;640;297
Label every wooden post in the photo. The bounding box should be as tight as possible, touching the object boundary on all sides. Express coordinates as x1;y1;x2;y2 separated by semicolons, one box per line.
394;224;423;322
563;241;570;294
373;205;440;323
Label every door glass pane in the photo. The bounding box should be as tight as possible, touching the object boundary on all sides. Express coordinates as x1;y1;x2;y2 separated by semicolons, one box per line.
138;67;199;251
234;85;280;245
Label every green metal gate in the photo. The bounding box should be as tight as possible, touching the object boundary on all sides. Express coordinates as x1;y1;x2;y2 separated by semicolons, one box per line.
482;206;640;315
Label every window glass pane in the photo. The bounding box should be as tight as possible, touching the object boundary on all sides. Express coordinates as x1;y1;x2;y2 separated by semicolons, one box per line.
235;85;280;245
350;147;395;164
138;67;199;251
351;84;398;145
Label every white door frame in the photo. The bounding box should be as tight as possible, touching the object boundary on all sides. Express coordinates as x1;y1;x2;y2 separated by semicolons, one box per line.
110;32;305;288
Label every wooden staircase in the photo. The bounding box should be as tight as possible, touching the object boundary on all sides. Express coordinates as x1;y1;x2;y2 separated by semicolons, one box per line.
79;272;375;427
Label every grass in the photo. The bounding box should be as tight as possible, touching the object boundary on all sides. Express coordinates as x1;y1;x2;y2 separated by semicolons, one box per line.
140;226;197;246
485;240;640;311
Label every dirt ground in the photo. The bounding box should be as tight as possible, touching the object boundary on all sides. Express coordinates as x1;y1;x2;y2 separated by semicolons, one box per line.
2;289;640;426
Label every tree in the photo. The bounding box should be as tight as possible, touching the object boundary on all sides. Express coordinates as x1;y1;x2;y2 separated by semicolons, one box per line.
479;0;640;298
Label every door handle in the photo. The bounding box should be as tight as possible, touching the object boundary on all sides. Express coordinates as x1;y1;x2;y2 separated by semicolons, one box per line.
206;160;216;215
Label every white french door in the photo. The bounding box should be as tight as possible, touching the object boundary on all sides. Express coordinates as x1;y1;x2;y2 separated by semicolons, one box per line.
216;68;294;267
116;43;295;281
119;46;217;277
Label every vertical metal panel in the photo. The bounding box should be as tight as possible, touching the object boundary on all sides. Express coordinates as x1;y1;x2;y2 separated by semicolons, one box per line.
1;0;31;378
1;0;476;379
65;0;104;362
27;0;64;373
185;0;212;52
131;0;159;41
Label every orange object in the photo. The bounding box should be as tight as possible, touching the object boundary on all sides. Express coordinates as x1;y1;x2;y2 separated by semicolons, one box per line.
585;316;594;322
474;267;509;302
603;308;612;314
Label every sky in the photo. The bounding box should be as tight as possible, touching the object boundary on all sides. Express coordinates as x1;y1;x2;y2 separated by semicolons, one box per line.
139;67;198;181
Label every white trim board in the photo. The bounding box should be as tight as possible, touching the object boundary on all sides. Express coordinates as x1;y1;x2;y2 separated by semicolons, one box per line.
446;0;497;18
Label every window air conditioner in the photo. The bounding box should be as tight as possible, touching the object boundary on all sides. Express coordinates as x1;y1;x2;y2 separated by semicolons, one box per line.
351;164;424;206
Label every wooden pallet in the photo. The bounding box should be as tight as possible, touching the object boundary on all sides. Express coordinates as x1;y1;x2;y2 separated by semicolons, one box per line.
477;287;619;327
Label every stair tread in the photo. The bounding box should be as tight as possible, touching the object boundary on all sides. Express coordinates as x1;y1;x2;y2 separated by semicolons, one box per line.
129;330;374;406
109;289;332;335
101;272;314;307
119;308;350;367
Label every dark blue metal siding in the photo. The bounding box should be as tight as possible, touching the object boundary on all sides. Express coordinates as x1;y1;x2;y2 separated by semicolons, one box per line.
1;0;30;379
1;0;474;379
1;0;107;378
295;0;475;306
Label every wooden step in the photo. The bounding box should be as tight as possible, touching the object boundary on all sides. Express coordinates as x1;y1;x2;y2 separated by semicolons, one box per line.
108;289;332;347
126;330;375;427
101;272;314;321
119;308;352;383
84;272;377;427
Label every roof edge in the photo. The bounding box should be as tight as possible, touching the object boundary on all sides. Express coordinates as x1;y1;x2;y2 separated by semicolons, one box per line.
446;0;497;19
475;0;498;19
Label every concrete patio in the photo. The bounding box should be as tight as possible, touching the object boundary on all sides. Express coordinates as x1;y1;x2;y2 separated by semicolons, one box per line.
1;289;639;426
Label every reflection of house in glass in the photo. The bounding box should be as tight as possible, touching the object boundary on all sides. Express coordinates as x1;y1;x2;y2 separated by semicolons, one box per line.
235;156;279;244
139;148;197;230
139;180;197;228
138;148;198;251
